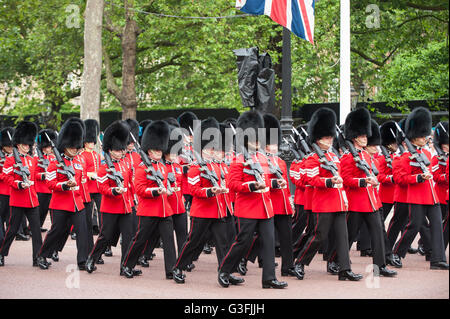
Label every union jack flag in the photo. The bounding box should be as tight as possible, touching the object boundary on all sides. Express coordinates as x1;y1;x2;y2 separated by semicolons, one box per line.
236;0;315;44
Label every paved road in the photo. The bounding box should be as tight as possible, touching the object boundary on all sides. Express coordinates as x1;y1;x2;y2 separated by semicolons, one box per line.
0;219;448;299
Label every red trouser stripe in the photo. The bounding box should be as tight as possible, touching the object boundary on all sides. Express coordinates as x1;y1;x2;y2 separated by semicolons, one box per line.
298;213;319;262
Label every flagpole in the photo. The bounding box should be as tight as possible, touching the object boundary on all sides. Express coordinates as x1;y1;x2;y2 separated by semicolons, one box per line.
340;0;351;124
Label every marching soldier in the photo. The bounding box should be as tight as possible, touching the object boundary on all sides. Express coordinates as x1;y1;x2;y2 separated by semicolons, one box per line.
177;111;198;212
431;121;449;250
121;120;178;279
172;118;231;284
34;129;56;232
36;119;89;270
332;108;397;277
86;121;134;274
263;113;303;280
0;121;42;267
293;108;362;281
218;110;287;289
392;107;448;269
0;127;15;237
80;119;102;236
164;125;187;256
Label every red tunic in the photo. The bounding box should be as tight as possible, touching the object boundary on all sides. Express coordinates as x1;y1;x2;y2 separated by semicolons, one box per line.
2;154;39;208
187;162;226;219
97;159;133;214
305;152;348;213
165;161;185;215
0;154;12;196
46;156;85;212
227;152;274;219
267;155;293;215
377;153;396;204
431;155;448;204
80;150;101;194
33;153;54;194
341;150;381;213
395;148;439;205
134;161;173;218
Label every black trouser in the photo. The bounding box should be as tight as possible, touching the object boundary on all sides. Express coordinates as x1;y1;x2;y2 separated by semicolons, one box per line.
393;204;446;262
296;212;351;271
38;209;88;265
274;215;294;272
292;205;307;245
0;206;42;263
37;193;52;228
175;217;228;270
0;194;9;236
386;202;409;251
293;210;314;259
90;193;102;228
442;203;449;250
123;216;176;275
346;211;386;267
219;217;276;282
89;212;133;264
172;213;188;254
361;203;394;255
83;201;94;253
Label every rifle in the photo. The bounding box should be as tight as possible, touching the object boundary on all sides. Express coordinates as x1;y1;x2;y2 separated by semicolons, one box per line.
36;146;50;171
0;148;5;167
241;145;265;185
311;142;339;177
394;122;430;174
390;128;405;155
103;151;125;189
380;145;393;169
44;132;76;184
6;131;31;186
129;132;167;192
284;136;304;161
335;125;373;178
192;150;221;189
291;127;313;156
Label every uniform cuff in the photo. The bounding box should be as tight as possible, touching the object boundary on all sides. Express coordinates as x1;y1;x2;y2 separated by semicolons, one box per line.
271;179;279;189
359;179;367;187
206;189;214;198
325;178;333;188
249;183;258;192
416;174;425;183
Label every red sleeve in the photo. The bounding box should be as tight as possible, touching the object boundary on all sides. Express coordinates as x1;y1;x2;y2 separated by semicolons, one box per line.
227;160;254;193
1;156;20;189
188;165;212;198
341;153;363;188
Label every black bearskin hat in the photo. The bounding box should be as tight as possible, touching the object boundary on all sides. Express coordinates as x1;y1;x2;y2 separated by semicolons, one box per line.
38;129;57;150
0;127;15;148
193;117;220;151
380;121;398;146
164;117;180;128
236;110;264;150
12;121;38;146
220;123;234;153
433;121;449;146
367;120;381;146
84;119;99;144
307;107;336;143
102;121;130;153
56;120;84;153
124;118;139;144
66;117;86;141
263;113;281;146
405;107;432;140
165;125;183;155
344;107;372;141
177;111;198;132
141;120;170;152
